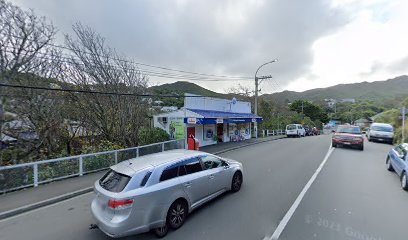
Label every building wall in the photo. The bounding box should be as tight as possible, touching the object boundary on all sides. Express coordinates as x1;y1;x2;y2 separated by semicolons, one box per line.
185;94;251;113
186;124;217;147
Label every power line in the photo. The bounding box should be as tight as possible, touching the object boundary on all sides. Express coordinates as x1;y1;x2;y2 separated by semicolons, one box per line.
0;83;222;98
1;47;249;82
1;33;253;80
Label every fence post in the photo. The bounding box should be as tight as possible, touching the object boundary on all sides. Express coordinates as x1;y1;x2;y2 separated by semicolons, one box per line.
114;151;118;164
79;156;83;176
136;147;139;157
33;164;38;187
162;142;165;152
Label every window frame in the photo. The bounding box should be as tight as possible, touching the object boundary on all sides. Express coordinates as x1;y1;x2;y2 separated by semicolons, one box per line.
159;165;179;182
200;155;223;170
99;169;131;193
395;145;407;160
183;157;204;175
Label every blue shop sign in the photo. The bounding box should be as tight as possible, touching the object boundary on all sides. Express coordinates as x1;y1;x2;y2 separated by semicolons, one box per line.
184;118;262;124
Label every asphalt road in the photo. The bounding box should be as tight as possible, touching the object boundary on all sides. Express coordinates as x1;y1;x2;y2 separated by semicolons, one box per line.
279;140;408;240
1;135;403;240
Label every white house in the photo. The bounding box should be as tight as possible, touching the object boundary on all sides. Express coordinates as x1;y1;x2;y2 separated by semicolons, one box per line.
153;94;262;147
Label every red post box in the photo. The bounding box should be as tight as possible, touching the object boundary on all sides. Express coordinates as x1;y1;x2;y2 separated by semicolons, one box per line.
187;135;200;150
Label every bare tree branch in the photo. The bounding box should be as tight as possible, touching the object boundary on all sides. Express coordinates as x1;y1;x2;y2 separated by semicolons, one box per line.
63;23;150;146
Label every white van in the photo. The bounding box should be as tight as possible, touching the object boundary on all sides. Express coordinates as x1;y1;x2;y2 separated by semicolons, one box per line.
286;124;305;137
367;123;394;144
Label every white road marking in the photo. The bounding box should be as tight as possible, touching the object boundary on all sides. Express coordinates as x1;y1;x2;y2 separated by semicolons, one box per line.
0;192;94;223
266;143;335;240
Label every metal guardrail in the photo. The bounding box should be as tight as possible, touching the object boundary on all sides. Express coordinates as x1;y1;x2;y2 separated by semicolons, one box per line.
263;129;286;137
264;129;327;137
0;139;185;193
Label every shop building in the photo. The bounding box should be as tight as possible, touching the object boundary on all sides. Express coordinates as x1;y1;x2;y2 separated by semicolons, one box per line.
153;94;262;147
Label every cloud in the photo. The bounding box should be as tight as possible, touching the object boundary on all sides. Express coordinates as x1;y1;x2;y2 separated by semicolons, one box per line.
287;0;408;92
12;0;387;94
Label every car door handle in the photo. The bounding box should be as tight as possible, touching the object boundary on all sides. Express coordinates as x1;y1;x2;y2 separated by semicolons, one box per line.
184;182;192;188
209;175;215;179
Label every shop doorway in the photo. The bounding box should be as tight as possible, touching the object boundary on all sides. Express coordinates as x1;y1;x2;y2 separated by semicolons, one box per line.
187;127;195;139
216;124;223;142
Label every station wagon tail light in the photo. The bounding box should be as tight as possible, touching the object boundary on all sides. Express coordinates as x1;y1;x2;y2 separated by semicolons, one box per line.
108;199;134;209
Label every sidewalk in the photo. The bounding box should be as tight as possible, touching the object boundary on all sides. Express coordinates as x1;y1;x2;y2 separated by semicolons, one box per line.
0;135;284;219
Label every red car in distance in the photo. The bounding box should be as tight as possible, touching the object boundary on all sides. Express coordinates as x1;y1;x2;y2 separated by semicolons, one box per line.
332;125;364;151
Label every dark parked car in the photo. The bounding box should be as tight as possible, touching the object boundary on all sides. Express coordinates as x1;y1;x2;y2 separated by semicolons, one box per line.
332;125;364;150
303;125;313;136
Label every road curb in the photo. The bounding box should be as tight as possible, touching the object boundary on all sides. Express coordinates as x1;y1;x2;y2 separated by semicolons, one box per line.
0;136;285;220
212;136;285;155
0;187;93;220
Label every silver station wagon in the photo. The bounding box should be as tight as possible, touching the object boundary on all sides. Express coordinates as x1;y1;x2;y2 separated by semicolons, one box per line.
91;149;244;238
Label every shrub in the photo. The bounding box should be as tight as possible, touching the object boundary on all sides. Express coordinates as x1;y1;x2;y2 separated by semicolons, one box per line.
138;127;170;145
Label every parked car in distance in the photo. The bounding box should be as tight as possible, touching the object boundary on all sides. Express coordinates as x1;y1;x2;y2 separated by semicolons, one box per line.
286;124;305;137
312;127;319;136
367;123;394;144
91;149;244;238
332;125;364;150
303;125;312;136
386;143;408;191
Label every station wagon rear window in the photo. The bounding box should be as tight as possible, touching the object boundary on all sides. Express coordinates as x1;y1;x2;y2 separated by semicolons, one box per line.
336;126;361;134
99;170;131;192
287;125;296;130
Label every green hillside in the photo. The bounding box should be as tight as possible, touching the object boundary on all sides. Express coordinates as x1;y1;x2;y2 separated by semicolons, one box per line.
261;75;408;107
149;81;225;98
148;76;408;108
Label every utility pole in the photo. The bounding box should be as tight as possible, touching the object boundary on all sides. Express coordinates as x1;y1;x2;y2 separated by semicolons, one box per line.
254;75;272;138
402;107;406;143
254;59;277;138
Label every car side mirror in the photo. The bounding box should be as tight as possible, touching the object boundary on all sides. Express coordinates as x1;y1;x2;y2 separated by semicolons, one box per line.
224;165;230;169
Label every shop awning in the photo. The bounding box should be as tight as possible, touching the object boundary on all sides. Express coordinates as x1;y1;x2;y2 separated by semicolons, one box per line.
184;109;263;124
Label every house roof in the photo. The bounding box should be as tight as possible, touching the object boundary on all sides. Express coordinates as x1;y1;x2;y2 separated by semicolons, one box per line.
1;133;17;142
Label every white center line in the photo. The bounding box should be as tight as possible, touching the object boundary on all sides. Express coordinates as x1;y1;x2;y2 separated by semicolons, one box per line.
266;144;335;240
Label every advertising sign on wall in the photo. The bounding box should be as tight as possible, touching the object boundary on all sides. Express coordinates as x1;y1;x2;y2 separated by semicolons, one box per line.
169;118;184;140
204;125;215;140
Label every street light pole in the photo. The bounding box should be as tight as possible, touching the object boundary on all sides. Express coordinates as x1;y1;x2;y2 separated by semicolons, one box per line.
254;59;277;138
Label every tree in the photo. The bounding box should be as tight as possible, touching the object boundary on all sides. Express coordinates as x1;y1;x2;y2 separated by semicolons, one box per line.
289;100;327;122
64;23;150;147
258;99;274;121
226;84;254;105
401;96;408;108
0;0;67;160
329;100;386;123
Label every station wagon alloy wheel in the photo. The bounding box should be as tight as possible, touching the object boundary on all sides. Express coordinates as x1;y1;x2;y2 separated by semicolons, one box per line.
167;201;187;229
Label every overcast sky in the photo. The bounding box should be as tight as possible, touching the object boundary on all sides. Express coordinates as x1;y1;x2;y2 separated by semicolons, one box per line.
11;0;408;94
